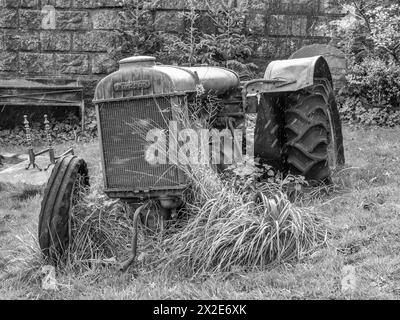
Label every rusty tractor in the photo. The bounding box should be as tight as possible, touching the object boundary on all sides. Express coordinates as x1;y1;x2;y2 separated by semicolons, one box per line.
38;55;345;269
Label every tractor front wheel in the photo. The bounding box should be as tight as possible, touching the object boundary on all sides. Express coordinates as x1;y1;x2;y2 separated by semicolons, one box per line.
284;86;344;183
38;155;89;262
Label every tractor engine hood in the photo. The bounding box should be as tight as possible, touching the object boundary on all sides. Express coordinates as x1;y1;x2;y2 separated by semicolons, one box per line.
94;56;240;102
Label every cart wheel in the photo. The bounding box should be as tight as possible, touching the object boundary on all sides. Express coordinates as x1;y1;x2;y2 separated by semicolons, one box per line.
38;155;89;262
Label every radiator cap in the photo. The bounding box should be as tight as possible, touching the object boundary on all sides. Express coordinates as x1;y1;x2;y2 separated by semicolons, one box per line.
119;56;156;68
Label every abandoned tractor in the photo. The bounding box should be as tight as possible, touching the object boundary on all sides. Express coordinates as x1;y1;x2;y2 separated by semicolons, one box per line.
38;55;345;266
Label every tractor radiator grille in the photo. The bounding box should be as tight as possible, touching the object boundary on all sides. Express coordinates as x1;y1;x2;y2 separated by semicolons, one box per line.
98;96;184;192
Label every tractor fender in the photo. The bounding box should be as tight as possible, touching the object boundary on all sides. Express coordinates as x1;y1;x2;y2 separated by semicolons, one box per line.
244;56;333;96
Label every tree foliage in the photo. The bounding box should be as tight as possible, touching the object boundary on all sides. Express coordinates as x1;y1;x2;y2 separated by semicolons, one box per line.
369;4;400;63
323;0;400;126
113;0;164;60
157;0;255;68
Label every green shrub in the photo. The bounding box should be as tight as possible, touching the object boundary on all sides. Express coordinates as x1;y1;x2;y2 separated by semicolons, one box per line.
339;96;400;126
323;2;400;126
345;57;400;109
338;57;400;126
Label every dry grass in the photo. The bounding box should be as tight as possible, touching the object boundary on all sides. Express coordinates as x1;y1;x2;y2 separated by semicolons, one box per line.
145;167;328;276
65;190;132;271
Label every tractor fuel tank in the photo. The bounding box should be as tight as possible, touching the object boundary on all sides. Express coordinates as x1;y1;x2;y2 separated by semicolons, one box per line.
180;66;240;96
94;56;240;101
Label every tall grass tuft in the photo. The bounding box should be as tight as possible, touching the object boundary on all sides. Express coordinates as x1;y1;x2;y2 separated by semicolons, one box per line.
65;185;133;272
143;163;329;276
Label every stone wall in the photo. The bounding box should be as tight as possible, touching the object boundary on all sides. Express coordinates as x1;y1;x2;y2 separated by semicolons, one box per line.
0;0;344;102
0;0;126;91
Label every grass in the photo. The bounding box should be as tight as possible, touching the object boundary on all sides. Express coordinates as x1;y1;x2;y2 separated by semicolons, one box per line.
1;124;400;299
147;180;328;276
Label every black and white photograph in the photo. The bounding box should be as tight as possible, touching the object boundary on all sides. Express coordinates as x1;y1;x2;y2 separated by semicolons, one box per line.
1;0;400;304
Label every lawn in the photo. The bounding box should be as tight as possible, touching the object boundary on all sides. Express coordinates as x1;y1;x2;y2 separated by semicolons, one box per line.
1;124;400;299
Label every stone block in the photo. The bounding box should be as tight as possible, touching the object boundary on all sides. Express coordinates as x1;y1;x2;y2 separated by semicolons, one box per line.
92;53;118;74
73;30;120;52
267;15;290;36
0;9;17;28
154;11;184;33
291;16;307;36
42;0;71;8
4;30;40;51
1;0;19;8
55;53;90;74
19;9;42;29
41;31;71;51
266;0;321;14
20;0;40;8
155;0;189;9
56;11;90;30
247;0;265;10
322;0;346;14
0;31;4;51
0;52;18;71
204;0;238;10
72;0;124;8
19;52;54;75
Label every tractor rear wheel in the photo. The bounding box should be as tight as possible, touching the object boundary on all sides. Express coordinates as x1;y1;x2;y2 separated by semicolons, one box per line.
38;155;89;262
284;86;344;183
